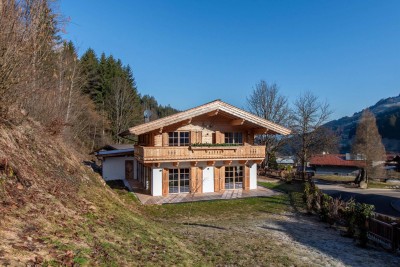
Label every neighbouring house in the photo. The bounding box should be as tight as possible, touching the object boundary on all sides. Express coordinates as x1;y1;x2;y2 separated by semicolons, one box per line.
276;156;295;168
94;144;135;190
309;153;366;176
118;99;291;196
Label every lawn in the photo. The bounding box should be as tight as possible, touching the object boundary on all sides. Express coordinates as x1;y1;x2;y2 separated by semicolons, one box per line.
139;181;308;266
367;180;400;189
143;181;305;223
313;175;356;182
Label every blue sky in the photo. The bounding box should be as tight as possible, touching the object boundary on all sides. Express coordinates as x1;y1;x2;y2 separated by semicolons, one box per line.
59;0;400;120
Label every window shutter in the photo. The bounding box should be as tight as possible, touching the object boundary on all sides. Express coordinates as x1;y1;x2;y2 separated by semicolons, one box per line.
215;131;221;144
162;132;169;146
190;131;196;144
214;167;220;192
162;168;169;196
244;165;250;190
197;131;202;144
220;166;225;189
220;132;225;144
197;167;203;193
190;167;197;193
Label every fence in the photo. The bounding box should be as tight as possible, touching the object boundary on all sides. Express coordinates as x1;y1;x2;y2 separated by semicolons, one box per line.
368;213;400;252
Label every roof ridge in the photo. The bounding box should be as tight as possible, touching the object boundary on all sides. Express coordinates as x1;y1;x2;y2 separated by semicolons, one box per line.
120;99;291;136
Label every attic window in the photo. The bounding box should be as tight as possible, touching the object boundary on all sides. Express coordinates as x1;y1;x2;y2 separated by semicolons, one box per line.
168;132;190;146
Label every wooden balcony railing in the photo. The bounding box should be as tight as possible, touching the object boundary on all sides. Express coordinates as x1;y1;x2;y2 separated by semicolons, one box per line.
135;145;265;163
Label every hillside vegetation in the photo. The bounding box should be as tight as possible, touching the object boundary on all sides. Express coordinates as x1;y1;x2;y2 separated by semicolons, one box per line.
0;120;194;266
325;94;400;152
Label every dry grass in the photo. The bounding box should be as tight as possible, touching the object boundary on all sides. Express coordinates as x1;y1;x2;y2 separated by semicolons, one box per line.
140;181;307;266
313;175;356;182
2;119;397;266
0;120;195;266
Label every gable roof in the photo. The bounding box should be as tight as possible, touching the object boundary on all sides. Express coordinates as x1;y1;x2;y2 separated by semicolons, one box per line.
119;100;291;136
310;154;366;168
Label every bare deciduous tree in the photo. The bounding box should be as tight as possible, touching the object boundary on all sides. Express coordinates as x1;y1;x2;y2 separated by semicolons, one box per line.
105;77;142;143
351;110;386;180
247;80;291;168
291;91;334;179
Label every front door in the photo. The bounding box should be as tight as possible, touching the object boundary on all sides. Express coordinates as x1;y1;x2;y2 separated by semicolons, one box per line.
125;160;134;180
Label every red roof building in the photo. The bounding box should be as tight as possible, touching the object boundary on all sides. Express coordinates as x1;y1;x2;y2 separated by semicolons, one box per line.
310;154;366;168
309;154;365;177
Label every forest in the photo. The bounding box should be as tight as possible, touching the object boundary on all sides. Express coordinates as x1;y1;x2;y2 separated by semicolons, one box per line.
0;0;177;153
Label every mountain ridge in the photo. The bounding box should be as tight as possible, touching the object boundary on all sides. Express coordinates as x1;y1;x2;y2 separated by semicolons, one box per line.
325;94;400;153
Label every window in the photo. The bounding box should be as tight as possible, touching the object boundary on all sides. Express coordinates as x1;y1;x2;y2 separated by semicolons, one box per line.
169;168;190;193
224;132;243;145
225;166;243;189
168;132;190;146
138;134;149;145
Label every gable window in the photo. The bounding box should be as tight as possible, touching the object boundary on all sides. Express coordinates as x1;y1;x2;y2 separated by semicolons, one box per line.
169;132;190;146
224;132;243;145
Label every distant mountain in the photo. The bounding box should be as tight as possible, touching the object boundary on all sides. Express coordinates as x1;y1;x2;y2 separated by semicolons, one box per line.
325;94;400;153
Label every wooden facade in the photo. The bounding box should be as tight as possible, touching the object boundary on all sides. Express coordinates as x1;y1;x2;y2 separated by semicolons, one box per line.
120;100;290;196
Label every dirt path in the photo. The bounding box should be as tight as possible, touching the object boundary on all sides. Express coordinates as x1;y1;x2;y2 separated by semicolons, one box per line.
256;213;400;267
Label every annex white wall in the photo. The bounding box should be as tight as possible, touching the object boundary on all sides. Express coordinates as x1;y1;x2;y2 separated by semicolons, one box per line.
202;166;214;193
102;157;135;181
151;167;163;196
250;163;257;190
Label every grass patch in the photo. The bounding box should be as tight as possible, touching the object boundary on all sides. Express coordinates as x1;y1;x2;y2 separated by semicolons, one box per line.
143;195;293;224
313;175;355;182
139;181;309;266
258;181;306;213
143;180;307;223
367;181;398;189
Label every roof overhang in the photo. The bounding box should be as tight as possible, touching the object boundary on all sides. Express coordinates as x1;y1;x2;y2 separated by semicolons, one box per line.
120;100;291;136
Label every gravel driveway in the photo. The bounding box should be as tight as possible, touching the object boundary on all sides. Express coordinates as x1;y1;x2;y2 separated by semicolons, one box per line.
258;213;400;267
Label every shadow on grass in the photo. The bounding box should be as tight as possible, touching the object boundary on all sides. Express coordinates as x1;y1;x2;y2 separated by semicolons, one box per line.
83;160;101;174
106;180;130;191
258;215;400;267
183;223;227;230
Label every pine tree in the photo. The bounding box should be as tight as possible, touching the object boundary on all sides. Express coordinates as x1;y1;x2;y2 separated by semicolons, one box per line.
79;48;101;100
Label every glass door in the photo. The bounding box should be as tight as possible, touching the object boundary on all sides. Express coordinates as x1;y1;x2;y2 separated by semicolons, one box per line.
225;166;243;189
169;168;190;193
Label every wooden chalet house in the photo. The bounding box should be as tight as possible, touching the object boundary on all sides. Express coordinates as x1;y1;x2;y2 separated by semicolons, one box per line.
119;100;290;196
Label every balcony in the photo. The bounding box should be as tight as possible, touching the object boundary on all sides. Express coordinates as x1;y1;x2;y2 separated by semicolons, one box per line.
135;145;265;163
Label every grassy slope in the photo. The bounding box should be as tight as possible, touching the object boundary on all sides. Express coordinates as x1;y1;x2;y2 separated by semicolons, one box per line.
0;118;309;266
0;120;195;266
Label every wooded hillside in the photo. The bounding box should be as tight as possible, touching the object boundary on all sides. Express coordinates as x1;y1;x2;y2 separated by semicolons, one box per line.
0;0;177;152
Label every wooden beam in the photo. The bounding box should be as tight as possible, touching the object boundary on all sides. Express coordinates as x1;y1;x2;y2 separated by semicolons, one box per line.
159;127;163;134
223;160;232;166
190;161;198;167
173;162;179;167
207;109;219;117
254;159;263;164
239;160;248;165
207;161;215;166
231;119;245;126
154;162;161;168
181;118;192;126
253;128;269;135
